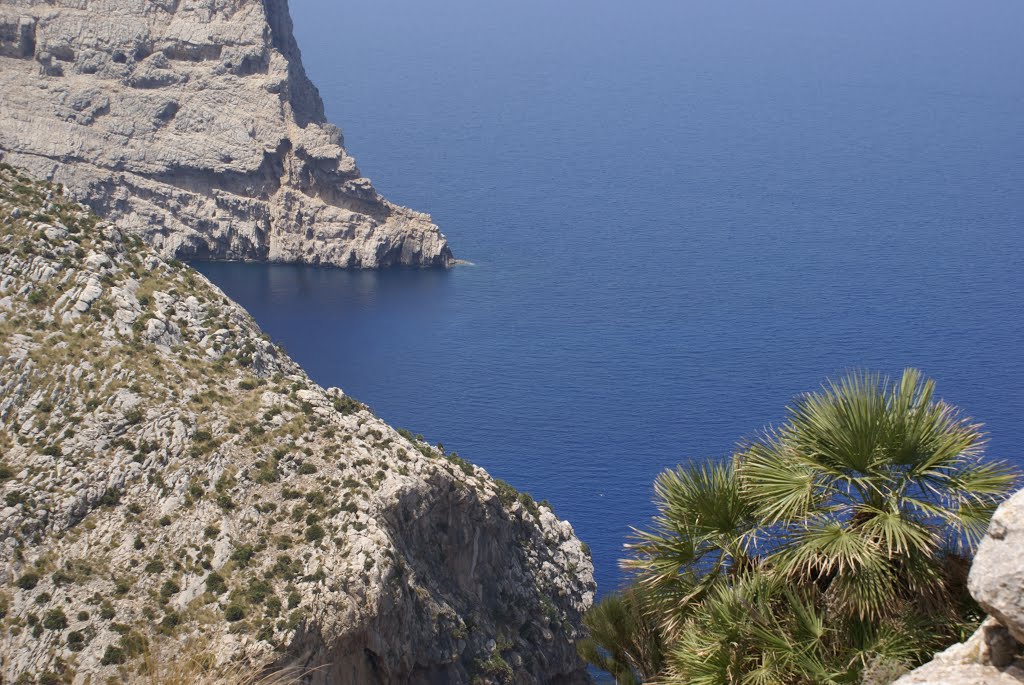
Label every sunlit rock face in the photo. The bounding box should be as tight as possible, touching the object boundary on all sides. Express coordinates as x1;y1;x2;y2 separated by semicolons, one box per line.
0;0;454;268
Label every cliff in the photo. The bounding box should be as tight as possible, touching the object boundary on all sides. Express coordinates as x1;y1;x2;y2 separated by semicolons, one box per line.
0;0;453;268
894;489;1024;684
0;165;592;684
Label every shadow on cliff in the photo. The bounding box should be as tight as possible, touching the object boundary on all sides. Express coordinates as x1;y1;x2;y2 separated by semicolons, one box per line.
276;469;592;685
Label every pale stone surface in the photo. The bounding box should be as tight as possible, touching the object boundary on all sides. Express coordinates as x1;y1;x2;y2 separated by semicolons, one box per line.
0;169;588;683
970;489;1024;644
0;0;454;268
893;619;1024;684
894;489;1024;685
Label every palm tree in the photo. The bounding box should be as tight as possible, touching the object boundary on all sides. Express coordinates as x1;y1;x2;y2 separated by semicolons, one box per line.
623;459;761;635
741;368;1016;621
593;368;1017;685
663;572;847;685
576;586;665;685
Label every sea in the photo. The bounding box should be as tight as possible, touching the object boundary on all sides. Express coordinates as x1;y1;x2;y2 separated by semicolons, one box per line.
195;0;1024;597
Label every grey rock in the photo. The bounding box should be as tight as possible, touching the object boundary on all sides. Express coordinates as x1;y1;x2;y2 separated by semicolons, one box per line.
893;619;1024;684
970;489;1024;644
0;0;453;268
894;488;1024;685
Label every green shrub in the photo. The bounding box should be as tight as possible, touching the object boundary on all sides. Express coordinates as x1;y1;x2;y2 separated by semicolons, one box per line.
265;595;282;618
42;609;67;630
304;490;327;508
472;653;513;681
159;612;181;634
205;572;227;595
39;444;61;457
246;580;272;604
493;480;518;507
120;630;148;658
230;545;256;566
67;630;87;651
332;395;364;416
254;457;280;484
97;488;121;506
305;524;326;543
100;646;126;665
51;570;73;586
16;572;39;590
27;288;48;306
144;559;165;574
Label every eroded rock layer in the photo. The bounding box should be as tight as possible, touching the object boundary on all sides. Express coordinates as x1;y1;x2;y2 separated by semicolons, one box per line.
0;0;453;268
0;166;590;684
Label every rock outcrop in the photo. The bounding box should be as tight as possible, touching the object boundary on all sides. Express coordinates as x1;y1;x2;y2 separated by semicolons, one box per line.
894;490;1024;684
0;166;591;684
0;0;454;268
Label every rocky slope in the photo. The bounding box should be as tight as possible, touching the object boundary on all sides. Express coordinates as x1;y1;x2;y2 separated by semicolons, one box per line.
0;165;593;684
894;490;1024;684
0;0;453;268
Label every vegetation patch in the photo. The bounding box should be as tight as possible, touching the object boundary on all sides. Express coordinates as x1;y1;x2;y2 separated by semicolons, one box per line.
580;369;1018;685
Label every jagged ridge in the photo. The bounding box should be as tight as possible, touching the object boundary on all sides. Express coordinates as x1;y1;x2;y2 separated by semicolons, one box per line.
0;165;592;684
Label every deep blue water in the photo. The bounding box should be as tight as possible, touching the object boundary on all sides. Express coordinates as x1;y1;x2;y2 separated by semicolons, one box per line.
196;0;1024;597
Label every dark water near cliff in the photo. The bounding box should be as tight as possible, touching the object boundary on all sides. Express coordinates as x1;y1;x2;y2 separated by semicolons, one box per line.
197;0;1024;597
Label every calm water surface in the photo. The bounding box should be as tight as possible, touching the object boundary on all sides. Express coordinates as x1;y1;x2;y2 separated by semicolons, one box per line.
197;0;1024;595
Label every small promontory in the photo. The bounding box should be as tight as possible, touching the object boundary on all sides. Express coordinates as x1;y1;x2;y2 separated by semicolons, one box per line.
0;0;453;268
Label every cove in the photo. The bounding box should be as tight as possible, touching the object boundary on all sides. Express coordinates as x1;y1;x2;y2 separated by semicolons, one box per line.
197;0;1024;595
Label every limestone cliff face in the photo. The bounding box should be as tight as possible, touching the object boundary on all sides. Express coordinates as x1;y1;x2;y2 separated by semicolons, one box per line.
0;167;590;684
0;0;453;268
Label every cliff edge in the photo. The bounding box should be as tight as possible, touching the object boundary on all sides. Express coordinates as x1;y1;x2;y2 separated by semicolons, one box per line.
0;0;453;268
0;166;591;684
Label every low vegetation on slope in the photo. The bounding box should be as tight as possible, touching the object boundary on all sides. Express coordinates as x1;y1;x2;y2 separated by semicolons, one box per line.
581;369;1017;685
0;165;593;684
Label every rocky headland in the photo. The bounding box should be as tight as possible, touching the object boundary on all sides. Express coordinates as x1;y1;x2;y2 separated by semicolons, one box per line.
0;0;453;268
0;165;593;683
